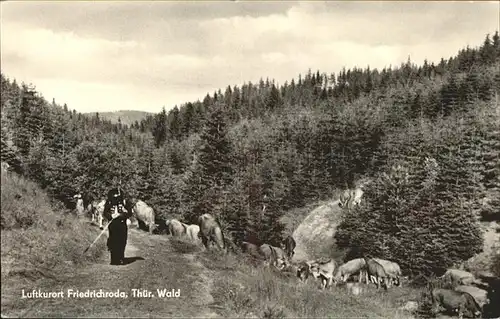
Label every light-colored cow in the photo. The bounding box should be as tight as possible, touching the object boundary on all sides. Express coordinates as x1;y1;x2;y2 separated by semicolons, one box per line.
186;224;200;242
442;269;478;286
131;200;156;234
74;194;85;218
364;257;390;290
92;199;106;229
334;258;367;284
1;161;10;172
308;258;338;289
198;214;226;252
166;219;187;237
373;258;402;287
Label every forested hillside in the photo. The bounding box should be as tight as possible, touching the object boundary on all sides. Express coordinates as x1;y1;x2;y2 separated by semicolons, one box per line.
89;110;152;126
1;32;499;279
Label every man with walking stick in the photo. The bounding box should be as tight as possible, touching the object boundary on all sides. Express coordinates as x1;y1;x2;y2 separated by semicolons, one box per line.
103;187;133;265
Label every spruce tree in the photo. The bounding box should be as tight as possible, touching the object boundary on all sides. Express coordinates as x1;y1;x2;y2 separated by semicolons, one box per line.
183;104;233;223
152;107;167;148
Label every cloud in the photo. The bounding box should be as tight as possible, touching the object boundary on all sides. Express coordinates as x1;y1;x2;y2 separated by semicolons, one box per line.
1;1;498;113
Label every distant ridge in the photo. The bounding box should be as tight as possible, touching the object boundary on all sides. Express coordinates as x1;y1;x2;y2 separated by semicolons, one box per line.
85;110;152;126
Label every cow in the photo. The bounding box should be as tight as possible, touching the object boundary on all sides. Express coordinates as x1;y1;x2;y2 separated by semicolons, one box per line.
85;201;94;218
308;258;338;289
296;261;311;282
73;194;85;218
92;199;106;229
130;200;156;234
334;258;367;285
431;288;482;318
373;258;402;287
338;188;364;209
364;257;389;290
166;219;187;237
258;244;288;270
338;189;352;208
186;224;200;242
241;241;262;259
455;285;489;309
442;269;478;286
1;161;10;172
198;213;226;252
271;246;289;270
281;235;296;260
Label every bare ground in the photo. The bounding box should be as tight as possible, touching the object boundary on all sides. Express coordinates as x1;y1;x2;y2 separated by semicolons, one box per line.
1;228;221;318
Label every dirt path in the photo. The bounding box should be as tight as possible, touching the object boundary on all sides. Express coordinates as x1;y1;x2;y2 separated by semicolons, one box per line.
2;228;220;318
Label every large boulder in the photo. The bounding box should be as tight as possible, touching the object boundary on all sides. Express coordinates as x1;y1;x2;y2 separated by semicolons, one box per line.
292;200;344;262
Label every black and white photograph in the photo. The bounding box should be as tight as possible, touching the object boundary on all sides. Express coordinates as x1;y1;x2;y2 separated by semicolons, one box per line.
1;0;499;318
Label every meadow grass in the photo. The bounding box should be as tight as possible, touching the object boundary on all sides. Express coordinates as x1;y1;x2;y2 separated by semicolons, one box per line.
198;250;422;318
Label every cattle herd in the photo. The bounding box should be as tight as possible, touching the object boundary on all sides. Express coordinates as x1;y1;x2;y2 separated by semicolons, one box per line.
76;193;494;319
79;194;225;251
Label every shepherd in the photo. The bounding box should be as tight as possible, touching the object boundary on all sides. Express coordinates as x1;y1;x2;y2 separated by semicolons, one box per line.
104;187;133;266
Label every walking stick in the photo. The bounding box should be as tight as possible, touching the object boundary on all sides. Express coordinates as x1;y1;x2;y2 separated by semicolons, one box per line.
83;220;112;254
83;203;126;254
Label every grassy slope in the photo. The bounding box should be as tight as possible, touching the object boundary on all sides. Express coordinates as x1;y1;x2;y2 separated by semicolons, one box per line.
197;250;421;318
1;171;106;312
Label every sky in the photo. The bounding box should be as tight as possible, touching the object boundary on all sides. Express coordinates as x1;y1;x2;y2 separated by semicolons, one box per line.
1;1;499;114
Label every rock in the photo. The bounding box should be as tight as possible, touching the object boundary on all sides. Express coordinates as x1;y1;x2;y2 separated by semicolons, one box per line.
400;301;418;312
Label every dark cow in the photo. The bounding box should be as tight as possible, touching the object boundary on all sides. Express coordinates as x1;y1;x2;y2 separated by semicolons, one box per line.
297;261;311;282
271;246;289;270
364;257;389;290
104;188;133;266
241;241;262;259
258;244;289;270
454;285;489;310
281;235;296;260
198;213;226;252
431;288;482;318
81;193;94;216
